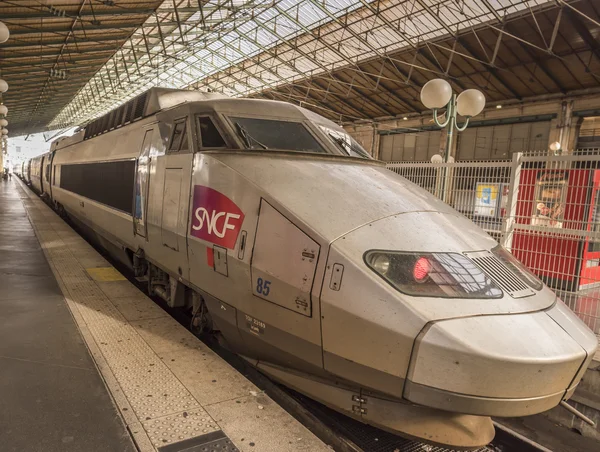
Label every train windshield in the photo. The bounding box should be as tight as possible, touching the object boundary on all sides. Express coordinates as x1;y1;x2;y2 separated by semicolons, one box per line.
230;117;327;154
319;126;371;159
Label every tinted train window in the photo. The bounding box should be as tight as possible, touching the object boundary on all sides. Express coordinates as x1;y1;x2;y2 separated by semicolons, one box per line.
169;119;188;152
230;117;325;153
197;116;226;148
59;160;136;213
319;126;371;159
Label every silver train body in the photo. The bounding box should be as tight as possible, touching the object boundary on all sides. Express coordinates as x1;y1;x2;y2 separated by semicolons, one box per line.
28;88;597;448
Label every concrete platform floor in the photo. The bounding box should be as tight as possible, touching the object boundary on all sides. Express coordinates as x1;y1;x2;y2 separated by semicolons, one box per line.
12;178;329;452
0;179;135;452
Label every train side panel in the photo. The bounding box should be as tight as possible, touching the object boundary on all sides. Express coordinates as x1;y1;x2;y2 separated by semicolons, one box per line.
51;117;156;254
184;152;327;373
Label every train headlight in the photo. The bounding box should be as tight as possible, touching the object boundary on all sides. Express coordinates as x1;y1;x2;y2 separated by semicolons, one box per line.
371;254;390;275
365;251;503;299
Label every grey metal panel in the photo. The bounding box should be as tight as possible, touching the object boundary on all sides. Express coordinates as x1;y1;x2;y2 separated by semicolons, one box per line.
457;122;551;160
236;310;325;371
161;168;183;251
457;127;476;160
414;133;430;162
402;133;416;161
251;200;319;317
214;245;228;276
509;122;530;153
379;134;394;161
427;130;442;159
362;394;495;449
407;311;586;399
255;361;358;416
491;124;511;159
474;126;493;160
392;133;405;161
530;121;551;151
546;300;599;388
323;351;404;399
404;381;565;417
381;131;441;162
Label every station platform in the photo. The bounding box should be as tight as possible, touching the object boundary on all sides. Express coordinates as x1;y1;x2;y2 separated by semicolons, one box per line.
0;180;134;452
6;178;329;452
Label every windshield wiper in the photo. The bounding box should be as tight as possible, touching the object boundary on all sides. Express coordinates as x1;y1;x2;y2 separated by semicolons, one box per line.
328;132;349;154
328;132;369;159
235;123;268;150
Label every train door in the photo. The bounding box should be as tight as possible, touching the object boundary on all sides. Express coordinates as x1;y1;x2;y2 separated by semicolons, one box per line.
150;117;194;280
43;153;53;198
39;155;45;193
133;129;154;238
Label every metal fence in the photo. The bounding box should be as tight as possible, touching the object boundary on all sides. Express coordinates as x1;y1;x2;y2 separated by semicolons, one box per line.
387;152;600;334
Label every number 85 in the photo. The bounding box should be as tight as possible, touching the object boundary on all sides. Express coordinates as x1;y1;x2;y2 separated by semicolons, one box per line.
256;277;271;296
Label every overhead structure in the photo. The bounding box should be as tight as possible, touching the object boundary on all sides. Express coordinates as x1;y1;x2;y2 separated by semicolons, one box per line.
0;17;8;155
1;0;600;134
0;0;164;135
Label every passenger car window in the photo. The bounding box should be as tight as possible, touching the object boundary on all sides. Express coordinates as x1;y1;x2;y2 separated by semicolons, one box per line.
169;119;187;152
197;116;226;148
230;117;326;154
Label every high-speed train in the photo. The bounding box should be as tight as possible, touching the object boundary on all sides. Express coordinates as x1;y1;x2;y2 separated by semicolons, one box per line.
26;88;597;448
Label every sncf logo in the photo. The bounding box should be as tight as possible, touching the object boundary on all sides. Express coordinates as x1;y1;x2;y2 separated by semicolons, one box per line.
190;185;245;249
192;209;240;239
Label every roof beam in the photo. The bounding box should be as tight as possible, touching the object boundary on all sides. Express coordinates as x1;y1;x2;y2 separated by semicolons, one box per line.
328;72;395;117
0;56;108;68
1;45;117;59
0;34;130;48
509;38;567;94
457;39;522;99
359;62;421;113
281;84;352;121
563;8;600;64
0;5;240;20
413;47;466;91
0;8;151;20
296;80;370;120
7;21;151;36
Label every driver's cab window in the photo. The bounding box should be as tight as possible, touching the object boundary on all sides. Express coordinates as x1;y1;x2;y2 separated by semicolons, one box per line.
197;116;226;149
169;118;188;152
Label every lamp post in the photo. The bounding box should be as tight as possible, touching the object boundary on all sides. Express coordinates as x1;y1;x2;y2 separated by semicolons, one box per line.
420;79;485;201
420;79;486;162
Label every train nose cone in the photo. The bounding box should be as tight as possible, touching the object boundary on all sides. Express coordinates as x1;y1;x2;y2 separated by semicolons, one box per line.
404;302;597;417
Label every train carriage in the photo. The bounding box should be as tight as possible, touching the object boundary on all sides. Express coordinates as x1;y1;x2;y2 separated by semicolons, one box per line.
31;88;597;449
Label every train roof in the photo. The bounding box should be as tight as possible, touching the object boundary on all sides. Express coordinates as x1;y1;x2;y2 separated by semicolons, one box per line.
77;87;342;143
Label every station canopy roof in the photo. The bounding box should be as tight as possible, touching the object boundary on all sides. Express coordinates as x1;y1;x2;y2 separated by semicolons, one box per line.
1;0;599;137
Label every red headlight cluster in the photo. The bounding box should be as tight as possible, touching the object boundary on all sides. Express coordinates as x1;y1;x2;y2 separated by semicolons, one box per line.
413;257;430;283
365;251;503;299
